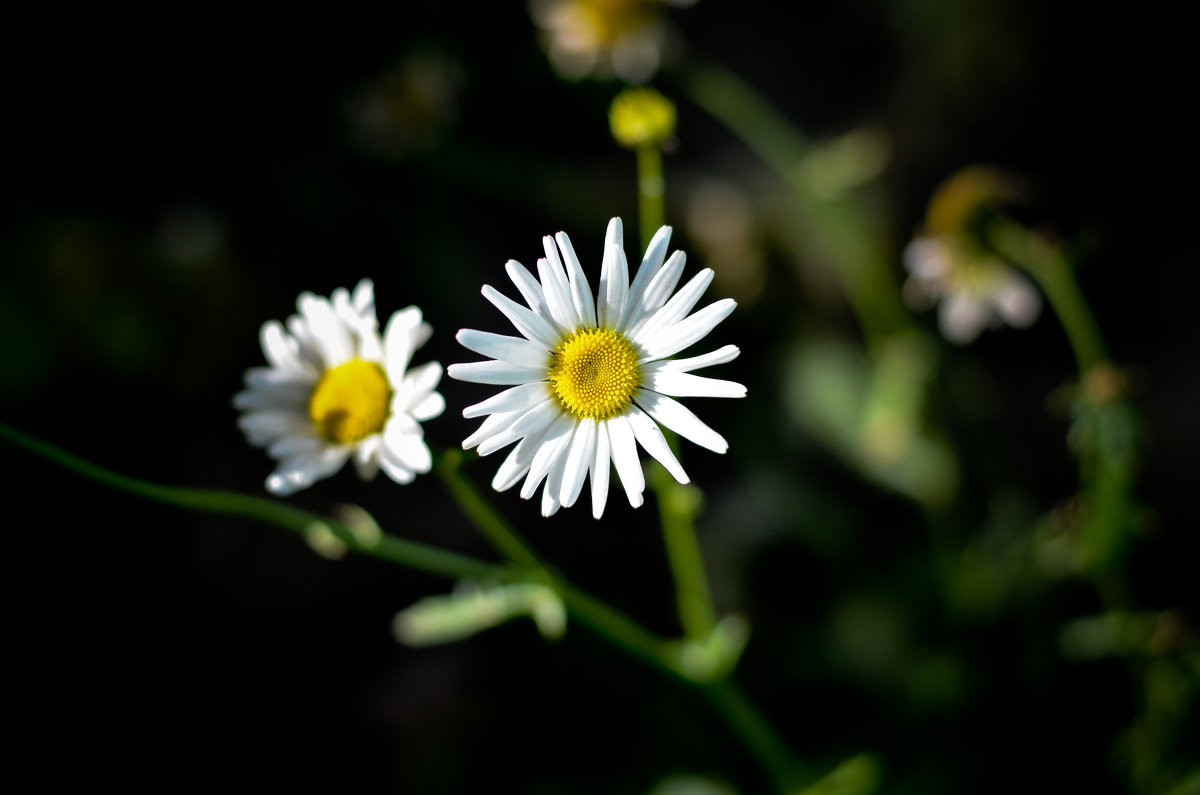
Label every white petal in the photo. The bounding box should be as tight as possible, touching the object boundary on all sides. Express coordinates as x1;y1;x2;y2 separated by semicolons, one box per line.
604;414;645;508
639;299;737;360
239;410;313;446
409;391;445;422
520;413;577;500
648;345;741;373
626;225;672;311
589;420;612;519
995;275;1041;328
463;409;523;450
482;285;563;350
243;366;317;390
506;398;563;438
904;237;950;278
351;279;375;316
353;435;382;480
463;381;551;419
447;360;547;385
537;251;579;331
383;430;433;474
456;329;551;368
477;399;558;456
384;411;422;438
597;243;630;331
559;418;596;509
492;431;545;492
285;315;325;371
233;380;310;411
643;371;746;398
625;250;686;333
555;231;597;328
626;406;690;484
260;321;308;375
403;361;443;396
383;306;425;377
267;447;349;495
631;268;714;344
636;389;728;454
378;449;416;485
541;453;566;517
297;292;354;366
939;293;987;343
267;435;323;459
506;259;553;322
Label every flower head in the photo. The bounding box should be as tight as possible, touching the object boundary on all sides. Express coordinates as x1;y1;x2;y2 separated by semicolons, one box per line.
609;86;676;148
448;218;745;519
530;0;694;83
903;166;1040;343
903;235;1041;344
235;280;444;495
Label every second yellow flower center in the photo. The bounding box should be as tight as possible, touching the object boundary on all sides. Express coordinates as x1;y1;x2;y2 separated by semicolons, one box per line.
548;328;641;420
308;358;392;444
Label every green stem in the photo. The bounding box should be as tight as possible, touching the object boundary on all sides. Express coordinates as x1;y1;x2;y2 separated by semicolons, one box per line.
702;680;808;794
637;144;666;250
6;420;805;793
432;448;687;678
681;59;909;345
0;422;502;582
434;449;546;572
653;468;718;640
987;217;1107;374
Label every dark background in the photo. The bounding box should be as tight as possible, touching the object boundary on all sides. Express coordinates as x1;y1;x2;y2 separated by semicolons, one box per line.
2;2;1195;793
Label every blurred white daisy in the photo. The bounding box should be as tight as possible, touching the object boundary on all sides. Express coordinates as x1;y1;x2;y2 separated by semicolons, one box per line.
235;279;445;495
530;0;695;84
903;234;1041;344
448;218;744;519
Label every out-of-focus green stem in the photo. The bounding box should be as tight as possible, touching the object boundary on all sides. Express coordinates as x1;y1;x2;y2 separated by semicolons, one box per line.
703;680;809;794
987;217;1107;374
0;422;502;582
637;144;666;250
682;60;909;346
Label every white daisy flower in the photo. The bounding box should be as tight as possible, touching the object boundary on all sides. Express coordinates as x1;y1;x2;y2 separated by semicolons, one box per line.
448;218;745;519
903;234;1041;344
235;279;445;495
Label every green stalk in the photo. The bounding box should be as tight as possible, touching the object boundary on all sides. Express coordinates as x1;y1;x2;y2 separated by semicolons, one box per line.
681;60;910;346
986;217;1107;373
637;143;666;250
633;131;720;641
0;421;500;581
654;468;717;640
435;449;546;572
702;680;809;794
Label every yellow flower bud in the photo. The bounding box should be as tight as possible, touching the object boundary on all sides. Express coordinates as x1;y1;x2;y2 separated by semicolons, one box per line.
609;87;676;148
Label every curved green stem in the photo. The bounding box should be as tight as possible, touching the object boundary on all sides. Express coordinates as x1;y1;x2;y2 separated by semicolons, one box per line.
432;449;686;677
4;420;805;793
0;421;502;581
702;680;809;794
986;217;1107;374
434;449;546;572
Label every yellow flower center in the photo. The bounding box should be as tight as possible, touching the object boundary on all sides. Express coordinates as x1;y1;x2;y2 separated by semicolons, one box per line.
548;328;641;420
308;359;392;444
